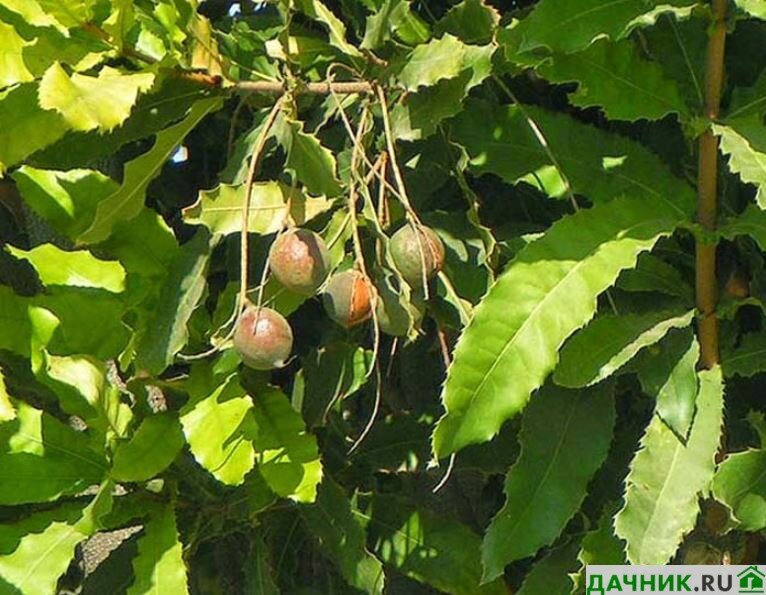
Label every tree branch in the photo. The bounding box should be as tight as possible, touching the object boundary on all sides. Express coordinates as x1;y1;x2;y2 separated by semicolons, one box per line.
696;0;728;369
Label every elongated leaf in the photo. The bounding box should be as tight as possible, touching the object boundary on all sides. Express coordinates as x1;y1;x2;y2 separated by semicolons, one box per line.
392;45;494;141
433;195;684;457
451;99;695;209
274;116;342;198
12;166;117;240
0;83;69;172
39;352;132;438
111;413;185;482
736;0;766;19
714;118;766;208
39;63;154;133
249;388;322;503
713;448;766;531
0;400;106;504
517;541;579;595
536;39;688;121
637;329;699;440
134;228;211;375
434;0;499;44
722;204;766;250
245;534;279;595
361;0;430;49
0;21;34;88
398;35;468;91
0;486;112;594
8;244;126;292
513;0;697;55
293;0;362;57
555;310;693;388
571;504;626;592
181;373;256;486
616;253;693;299
183;182;332;237
482;385;615;580
301;480;385;594
0;371;14;422
722;331;766;377
79;97;222;244
368;496;507;595
615;367;724;565
128;505;188;595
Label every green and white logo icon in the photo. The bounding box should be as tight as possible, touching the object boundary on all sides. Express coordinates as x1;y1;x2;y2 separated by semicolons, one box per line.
739;565;765;594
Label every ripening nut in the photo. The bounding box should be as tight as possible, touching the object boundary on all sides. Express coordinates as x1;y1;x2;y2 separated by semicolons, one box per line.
233;305;293;370
322;270;375;328
390;225;445;288
268;228;331;295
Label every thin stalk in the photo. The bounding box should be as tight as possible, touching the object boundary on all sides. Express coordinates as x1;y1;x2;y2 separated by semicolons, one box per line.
696;0;728;369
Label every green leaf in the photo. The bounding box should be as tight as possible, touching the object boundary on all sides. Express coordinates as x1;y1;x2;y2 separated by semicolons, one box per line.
722;331;766;377
250;388;322;503
721;204;766;250
111;413;185;482
0;485;112;594
713;448;766;531
0;400;106;504
714;117;766;208
78;96;223;244
12;166;117;240
181;373;255;485
134;228;211;375
274;116;342;198
616;253;693;299
728;70;766;120
8;244;126;292
517;541;579;595
39;63;154;133
128;505;189;595
398;35;469;91
736;0;766;19
293;0;362;57
368;496;507;595
392;45;494;141
0;371;14;422
512;0;698;55
636;329;699;440
434;0;499;44
433;195;684;457
555;309;694;388
0;21;34;88
615;366;724;565
361;0;430;49
35;0;97;28
0;83;69;173
38;352;133;439
482;385;615;580
535;39;688;121
451;98;695;209
300;480;385;594
0;286;32;357
245;534;280;595
578;505;626;566
183;182;332;237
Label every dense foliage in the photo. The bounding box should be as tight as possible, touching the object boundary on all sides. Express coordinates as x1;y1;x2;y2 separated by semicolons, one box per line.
1;0;766;593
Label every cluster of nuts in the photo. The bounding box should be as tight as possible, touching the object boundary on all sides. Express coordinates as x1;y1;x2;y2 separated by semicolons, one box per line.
233;225;445;370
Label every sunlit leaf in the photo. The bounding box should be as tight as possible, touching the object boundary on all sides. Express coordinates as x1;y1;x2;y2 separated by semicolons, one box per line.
615;367;724;564
128;505;189;595
714;117;766;208
79;96;223;244
111;413;185;482
249;388;322;503
433;195;685;457
398;35;469;91
39;64;154;133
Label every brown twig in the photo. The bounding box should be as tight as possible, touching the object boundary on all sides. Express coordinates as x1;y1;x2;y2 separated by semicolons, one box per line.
696;0;728;369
